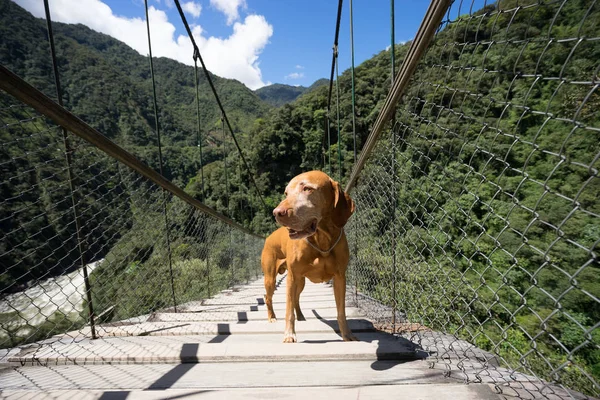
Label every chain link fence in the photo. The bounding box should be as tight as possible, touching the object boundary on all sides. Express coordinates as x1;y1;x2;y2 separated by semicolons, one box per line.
347;0;599;398
0;90;263;354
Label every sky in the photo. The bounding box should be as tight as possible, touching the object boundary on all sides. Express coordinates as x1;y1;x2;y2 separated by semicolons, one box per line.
13;0;487;90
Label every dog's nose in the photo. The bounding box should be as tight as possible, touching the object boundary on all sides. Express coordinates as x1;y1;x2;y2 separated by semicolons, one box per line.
273;207;287;218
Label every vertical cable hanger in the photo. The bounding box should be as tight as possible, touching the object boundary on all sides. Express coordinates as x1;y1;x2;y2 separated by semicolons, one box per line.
349;0;357;169
144;0;177;312
173;0;267;215
43;0;97;340
348;0;359;305
335;47;342;184
193;50;206;202
389;0;397;334
221;113;230;216
326;0;344;178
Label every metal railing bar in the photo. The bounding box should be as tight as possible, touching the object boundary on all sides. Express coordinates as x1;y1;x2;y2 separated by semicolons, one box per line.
0;64;264;239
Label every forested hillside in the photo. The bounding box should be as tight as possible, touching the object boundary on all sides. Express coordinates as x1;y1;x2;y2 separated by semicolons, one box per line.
0;0;270;181
255;79;328;107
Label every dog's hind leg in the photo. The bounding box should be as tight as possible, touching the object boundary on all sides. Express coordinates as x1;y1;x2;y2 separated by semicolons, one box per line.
295;276;306;321
261;249;278;323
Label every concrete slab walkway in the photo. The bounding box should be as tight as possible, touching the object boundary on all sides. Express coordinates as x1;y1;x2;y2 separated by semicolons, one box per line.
0;274;504;399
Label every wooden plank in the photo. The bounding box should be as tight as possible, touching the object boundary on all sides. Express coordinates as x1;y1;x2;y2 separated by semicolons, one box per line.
0;384;502;400
10;336;418;366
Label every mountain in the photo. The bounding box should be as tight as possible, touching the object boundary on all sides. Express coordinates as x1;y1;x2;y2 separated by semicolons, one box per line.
306;78;329;92
255;83;307;107
255;79;329;107
0;0;271;177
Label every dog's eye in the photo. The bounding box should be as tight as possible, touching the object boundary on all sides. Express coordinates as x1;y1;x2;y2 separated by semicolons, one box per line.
303;187;314;192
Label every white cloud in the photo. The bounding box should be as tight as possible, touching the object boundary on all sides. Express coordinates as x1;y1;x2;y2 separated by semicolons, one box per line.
182;1;201;18
210;0;246;25
285;72;304;80
13;0;273;89
295;64;304;69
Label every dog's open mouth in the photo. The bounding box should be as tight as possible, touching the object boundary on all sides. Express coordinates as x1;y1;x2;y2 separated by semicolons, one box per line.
287;219;318;240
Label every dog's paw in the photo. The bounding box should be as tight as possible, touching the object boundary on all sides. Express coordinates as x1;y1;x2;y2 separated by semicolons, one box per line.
342;333;359;342
283;333;297;343
268;317;277;323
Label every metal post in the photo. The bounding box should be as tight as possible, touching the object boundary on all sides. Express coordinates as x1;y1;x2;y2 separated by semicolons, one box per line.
349;0;359;304
43;0;96;339
145;0;177;312
390;0;397;333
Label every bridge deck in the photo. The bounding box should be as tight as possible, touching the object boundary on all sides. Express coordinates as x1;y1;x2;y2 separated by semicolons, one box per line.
0;275;503;399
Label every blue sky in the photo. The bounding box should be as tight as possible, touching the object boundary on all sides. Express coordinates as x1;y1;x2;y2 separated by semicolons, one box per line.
15;0;488;89
106;0;433;87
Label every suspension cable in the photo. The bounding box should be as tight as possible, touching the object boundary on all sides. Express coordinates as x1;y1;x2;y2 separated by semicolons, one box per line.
327;0;344;118
326;0;344;180
173;0;267;213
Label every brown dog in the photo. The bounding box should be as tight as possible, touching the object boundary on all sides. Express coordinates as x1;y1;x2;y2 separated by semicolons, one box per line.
261;170;356;343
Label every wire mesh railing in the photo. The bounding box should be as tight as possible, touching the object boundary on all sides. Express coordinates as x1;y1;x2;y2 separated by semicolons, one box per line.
347;0;599;398
0;0;266;353
0;88;263;350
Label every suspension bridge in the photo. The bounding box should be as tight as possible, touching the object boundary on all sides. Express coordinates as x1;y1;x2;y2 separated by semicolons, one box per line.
1;0;599;399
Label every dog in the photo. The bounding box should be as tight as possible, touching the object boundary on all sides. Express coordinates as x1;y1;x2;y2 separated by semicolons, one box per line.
261;170;356;343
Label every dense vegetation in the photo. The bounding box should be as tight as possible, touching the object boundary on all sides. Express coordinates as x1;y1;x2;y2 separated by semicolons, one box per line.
0;0;598;396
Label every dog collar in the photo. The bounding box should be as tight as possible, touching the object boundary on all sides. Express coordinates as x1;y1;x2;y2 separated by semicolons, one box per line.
304;228;344;255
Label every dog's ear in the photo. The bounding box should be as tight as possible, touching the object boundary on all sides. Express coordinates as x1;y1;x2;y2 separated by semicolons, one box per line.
331;179;355;228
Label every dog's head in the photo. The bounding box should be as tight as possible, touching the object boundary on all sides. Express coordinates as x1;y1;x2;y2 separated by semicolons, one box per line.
273;170;355;240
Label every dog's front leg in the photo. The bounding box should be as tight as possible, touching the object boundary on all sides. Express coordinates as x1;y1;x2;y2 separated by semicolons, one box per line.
283;271;298;343
333;273;358;341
